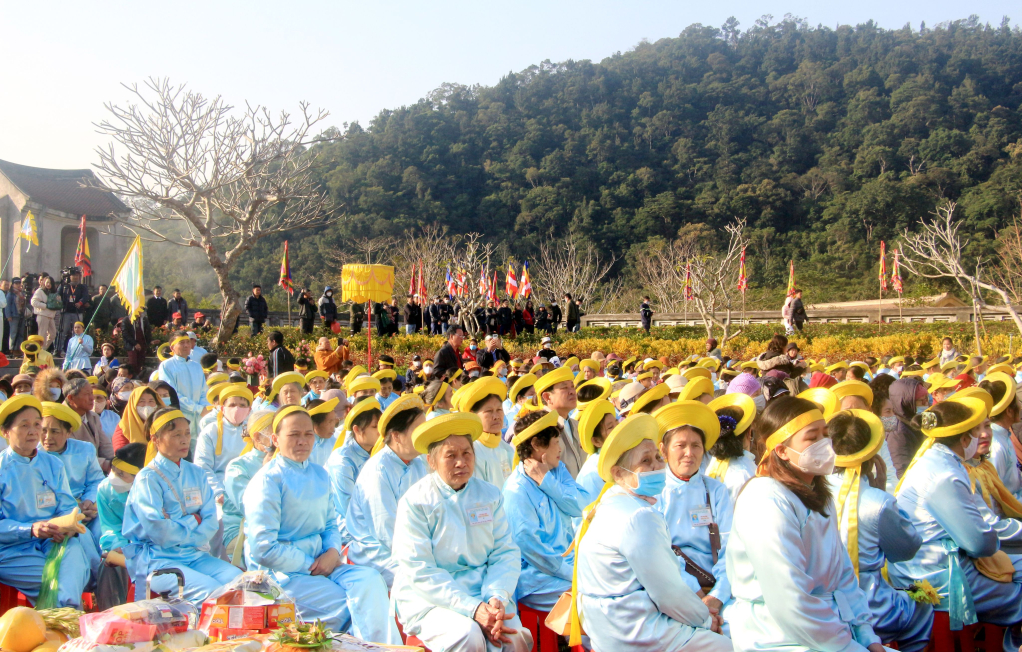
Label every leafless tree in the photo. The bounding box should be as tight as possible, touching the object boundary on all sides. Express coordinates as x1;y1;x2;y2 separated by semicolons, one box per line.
449;233;498;333
633;219;749;341
993;216;1022;305
687;219;749;342
91;78;338;340
899;202;1022;354
391;224;456;303
531;235;621;315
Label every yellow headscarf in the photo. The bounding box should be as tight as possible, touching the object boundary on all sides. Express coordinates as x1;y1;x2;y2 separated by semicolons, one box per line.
829;409;885;577
118;387;166;445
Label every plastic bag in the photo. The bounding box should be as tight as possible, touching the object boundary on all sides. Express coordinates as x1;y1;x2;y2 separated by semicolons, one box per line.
79;601;197;645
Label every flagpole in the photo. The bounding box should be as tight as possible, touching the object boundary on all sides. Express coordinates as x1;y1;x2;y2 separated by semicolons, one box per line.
878;285;883;332
63;284;114;370
0;244;17;281
366;300;373;370
287;290;292;327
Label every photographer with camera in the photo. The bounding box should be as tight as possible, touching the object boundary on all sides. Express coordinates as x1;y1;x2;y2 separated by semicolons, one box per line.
55;266;89;356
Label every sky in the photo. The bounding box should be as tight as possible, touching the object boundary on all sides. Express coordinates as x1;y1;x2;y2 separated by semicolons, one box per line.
0;0;1015;170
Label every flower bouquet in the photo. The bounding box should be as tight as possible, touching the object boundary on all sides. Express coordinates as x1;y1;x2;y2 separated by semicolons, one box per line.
242;353;268;386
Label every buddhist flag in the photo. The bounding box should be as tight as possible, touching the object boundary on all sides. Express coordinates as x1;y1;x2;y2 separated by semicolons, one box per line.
479;268;488;297
505;262;519;299
490;269;499;303
786;260;796;297
110;235;145;321
520;262;532;299
446;266;456;297
737;248;747;293
20;211;38;250
892;248;904;294
684;263;694;301
75;215;92;277
878;241;888;292
279;241;294;292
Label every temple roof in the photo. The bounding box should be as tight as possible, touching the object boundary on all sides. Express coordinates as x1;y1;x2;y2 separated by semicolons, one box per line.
0;159;128;219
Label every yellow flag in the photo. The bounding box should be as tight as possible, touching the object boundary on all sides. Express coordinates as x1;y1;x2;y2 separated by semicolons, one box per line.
19;211;38;249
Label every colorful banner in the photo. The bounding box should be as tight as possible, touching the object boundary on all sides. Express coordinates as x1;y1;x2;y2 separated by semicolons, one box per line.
74;215;92;277
110;235;145;321
878;241;888;292
892;248;903;294
279;241;293;292
520;262;532;299
737;247;747;293
505;262;518;299
684;262;694;301
20;211;38;250
786;260;796;297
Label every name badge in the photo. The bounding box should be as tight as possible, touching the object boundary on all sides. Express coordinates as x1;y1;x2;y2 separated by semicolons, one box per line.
500;461;512;479
36;490;56;510
183;488;202;509
467;505;493;526
689;507;713;527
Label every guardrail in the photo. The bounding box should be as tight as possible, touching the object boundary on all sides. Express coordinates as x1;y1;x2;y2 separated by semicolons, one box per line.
581;306;1021;328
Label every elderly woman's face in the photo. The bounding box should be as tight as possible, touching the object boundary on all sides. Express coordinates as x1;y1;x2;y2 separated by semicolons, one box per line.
273;412;317;462
279;383;303;406
428;435;475;490
661;427;703;479
615;439;664;490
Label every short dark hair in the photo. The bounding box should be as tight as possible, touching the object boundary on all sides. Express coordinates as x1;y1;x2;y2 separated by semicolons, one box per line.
252;284;262;289
268;331;284;345
513;411;560;461
153;285;162;290
447;325;464;339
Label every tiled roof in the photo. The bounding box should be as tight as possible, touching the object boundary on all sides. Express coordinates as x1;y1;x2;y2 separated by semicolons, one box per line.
0;159;128;219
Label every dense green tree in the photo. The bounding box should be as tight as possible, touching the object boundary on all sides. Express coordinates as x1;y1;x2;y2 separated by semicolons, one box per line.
205;15;1022;308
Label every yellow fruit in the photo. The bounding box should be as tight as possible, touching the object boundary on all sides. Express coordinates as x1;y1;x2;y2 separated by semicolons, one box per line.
0;607;48;652
29;632;63;652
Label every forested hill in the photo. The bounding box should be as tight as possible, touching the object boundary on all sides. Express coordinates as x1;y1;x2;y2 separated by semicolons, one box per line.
230;15;1022;304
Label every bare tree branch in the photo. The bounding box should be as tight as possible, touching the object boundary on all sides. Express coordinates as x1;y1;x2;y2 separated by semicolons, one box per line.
531;235;621;314
90;78;340;339
899;201;1022;351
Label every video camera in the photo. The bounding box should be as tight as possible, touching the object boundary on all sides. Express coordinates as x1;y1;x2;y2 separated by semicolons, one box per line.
61;266;82;284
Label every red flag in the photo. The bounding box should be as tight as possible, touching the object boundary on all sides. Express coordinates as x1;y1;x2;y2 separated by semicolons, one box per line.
279;241;293;292
737;248;747;293
786;260;796;297
490;270;499;303
418;260;426;300
74;215;92;277
409;263;417;298
684;263;693;300
878;241;888;292
446;266;456;296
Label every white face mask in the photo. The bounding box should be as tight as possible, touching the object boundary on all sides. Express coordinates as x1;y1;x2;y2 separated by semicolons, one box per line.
786;438;836;475
118;390;132;402
137;405;157;420
48;387;61;400
962;434;980;461
753;394;767;414
108;472;133;493
94;400;107;415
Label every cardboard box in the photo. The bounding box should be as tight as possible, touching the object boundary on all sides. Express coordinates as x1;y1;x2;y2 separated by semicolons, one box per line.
199;601;296;638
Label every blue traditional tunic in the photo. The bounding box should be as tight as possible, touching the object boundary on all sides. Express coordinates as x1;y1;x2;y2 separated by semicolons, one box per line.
64;333;95;370
157;356;210;442
326;435;371;538
706;450;757;505
502;462;581;610
655;470;733;605
825;474;933;652
345;446;428;587
309;435;336;467
890;443;1022;631
575;451;604;511
375;393;398;411
98;409;120;438
0;448;93;607
728;476;881;652
576;485;727;652
391;474;532;652
243;454;398;643
223;449;265;548
194;418;247;498
990;424;1022;499
96;477;129;552
44;438;105;542
473;434;515;488
189;345;208;364
122;453;241;604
